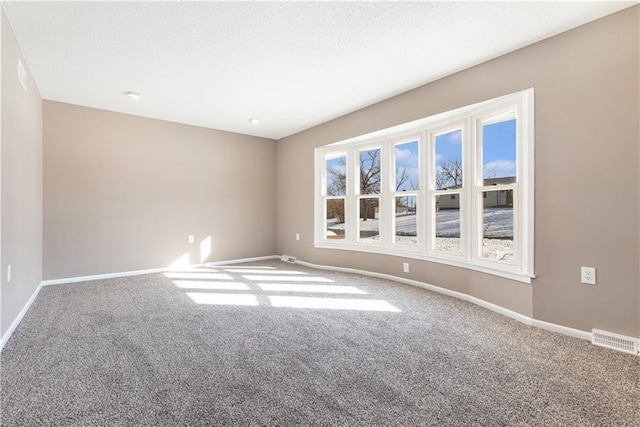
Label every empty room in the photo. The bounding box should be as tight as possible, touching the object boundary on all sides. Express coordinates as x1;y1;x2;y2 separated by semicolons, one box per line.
1;1;639;425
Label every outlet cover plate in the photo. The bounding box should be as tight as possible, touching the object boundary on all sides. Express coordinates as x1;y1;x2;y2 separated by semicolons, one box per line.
581;266;596;285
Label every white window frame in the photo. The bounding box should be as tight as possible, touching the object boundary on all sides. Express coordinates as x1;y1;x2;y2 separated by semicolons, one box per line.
321;151;349;242
314;88;535;283
356;144;383;244
390;134;422;251
473;106;520;271
427;121;467;260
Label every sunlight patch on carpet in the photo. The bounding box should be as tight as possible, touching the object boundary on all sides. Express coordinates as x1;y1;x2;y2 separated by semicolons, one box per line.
224;269;308;275
168;268;221;273
242;275;333;282
186;293;259;306
257;283;367;294
173;281;251;291
269;296;400;312
164;272;234;280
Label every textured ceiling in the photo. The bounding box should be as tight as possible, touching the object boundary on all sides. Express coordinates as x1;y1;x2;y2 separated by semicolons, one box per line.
2;1;636;140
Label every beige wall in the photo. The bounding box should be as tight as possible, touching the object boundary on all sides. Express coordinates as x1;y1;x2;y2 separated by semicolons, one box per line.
1;10;43;337
277;7;640;337
43;102;276;280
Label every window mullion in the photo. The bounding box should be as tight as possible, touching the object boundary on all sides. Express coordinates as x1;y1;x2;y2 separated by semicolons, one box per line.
461;118;472;261
425;131;435;254
469;116;480;263
380;142;391;247
418;131;428;252
346;147;357;243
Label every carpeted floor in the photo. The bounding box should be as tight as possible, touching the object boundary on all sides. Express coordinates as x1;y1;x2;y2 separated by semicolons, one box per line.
1;260;638;426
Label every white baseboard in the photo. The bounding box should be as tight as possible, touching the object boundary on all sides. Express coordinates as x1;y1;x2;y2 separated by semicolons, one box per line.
294;258;594;343
202;255;279;267
41;255;280;286
531;319;592;341
0;281;43;352
41;267;168;286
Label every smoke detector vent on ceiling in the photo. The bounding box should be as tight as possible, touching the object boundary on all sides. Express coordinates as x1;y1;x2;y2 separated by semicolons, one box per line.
592;329;639;355
123;91;141;100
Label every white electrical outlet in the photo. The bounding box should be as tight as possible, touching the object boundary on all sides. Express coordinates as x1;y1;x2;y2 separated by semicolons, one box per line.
188;235;195;243
403;262;409;273
7;265;11;283
581;266;596;285
296;233;300;241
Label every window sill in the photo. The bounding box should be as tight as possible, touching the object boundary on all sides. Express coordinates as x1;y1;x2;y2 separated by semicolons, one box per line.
313;241;533;284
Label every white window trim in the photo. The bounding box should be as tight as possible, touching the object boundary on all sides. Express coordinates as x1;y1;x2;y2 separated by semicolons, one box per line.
390;134;422;250
314;88;535;284
472;104;521;272
428;121;467;259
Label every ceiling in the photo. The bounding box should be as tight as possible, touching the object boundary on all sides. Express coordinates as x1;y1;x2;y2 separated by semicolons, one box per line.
2;1;636;140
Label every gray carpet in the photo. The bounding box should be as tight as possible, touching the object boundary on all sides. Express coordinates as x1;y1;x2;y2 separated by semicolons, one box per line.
1;260;638;426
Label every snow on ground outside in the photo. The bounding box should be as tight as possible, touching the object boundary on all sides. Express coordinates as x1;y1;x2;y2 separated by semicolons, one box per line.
326;208;515;262
329;208;513;238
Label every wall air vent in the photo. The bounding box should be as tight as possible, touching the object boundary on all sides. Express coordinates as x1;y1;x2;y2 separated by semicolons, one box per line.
280;255;297;264
592;329;639;355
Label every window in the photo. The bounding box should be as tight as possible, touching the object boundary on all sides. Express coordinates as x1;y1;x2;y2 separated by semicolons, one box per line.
314;89;534;282
358;147;381;243
324;154;347;240
392;137;420;248
475;110;519;265
431;125;464;257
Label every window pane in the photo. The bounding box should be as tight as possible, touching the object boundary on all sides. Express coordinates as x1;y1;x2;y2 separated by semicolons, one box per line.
359;197;380;242
326;155;346;196
359;148;381;194
395;140;419;191
395;195;417;246
326;199;345;240
435;129;463;190
435;194;461;254
482;114;516;186
482;190;514;262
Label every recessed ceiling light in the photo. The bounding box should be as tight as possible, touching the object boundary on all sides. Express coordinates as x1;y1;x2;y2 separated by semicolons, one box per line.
249;118;260;125
123;91;141;100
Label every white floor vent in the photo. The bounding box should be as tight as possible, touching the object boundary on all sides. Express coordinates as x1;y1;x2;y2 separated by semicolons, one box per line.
280;255;297;264
592;329;640;355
